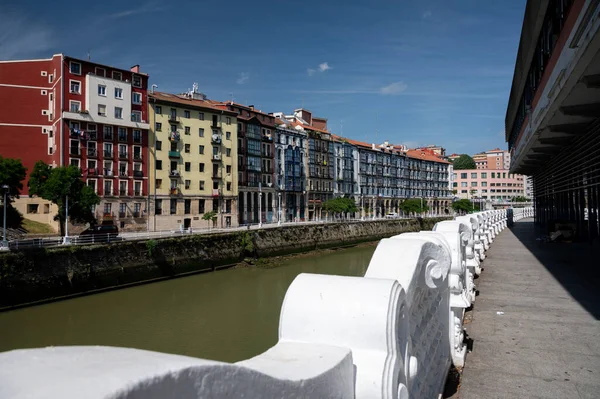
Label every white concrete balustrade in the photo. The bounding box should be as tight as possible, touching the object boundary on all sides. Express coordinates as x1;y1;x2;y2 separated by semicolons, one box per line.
0;208;534;399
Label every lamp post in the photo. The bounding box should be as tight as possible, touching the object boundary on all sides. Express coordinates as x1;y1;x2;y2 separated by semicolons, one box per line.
361;194;364;221
278;192;282;226
258;182;262;228
1;185;9;250
62;194;72;245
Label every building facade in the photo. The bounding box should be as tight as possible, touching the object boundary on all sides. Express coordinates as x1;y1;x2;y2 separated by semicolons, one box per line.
274;122;307;222
221;103;276;225
333;137;356;199
406;149;451;215
148;88;238;231
0;54;151;231
452;169;525;202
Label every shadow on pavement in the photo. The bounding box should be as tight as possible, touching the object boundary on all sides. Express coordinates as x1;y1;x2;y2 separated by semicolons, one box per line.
511;220;600;320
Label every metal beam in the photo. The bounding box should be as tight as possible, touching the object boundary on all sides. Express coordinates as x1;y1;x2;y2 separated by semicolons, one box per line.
548;122;590;134
539;136;574;145
580;74;600;88
532;146;562;154
559;103;600;118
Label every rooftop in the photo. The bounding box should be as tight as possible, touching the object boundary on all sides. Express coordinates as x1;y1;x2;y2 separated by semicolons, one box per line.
149;92;237;114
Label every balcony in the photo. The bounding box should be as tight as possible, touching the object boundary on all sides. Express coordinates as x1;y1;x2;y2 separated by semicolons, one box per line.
211;123;221;130
169;132;180;142
118;135;127;143
170;187;180;195
118;212;126;218
119;189;127;196
169;170;181;178
212;172;222;179
168;150;181;158
69;147;80;156
119;171;128;178
133;153;142;161
87;168;97;176
104;169;114;177
133;136;142;144
134;191;141;197
212;154;221;162
212;189;220;197
103;133;113;141
119;151;128;160
88;131;97;140
133;170;143;178
132;211;140;218
168;114;180;123
104;150;113;158
87;148;97;157
211;134;222;144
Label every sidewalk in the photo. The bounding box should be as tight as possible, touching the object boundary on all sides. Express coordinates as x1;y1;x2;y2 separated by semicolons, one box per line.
457;220;600;399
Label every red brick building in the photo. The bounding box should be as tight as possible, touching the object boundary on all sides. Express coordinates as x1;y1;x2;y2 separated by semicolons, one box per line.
0;54;150;231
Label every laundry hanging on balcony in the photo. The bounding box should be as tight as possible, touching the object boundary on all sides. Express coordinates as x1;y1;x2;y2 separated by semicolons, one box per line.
169;132;180;142
70;128;89;140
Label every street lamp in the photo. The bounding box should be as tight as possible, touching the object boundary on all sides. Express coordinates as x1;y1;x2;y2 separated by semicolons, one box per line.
1;185;9;250
62;193;72;245
277;192;282;226
258;182;263;228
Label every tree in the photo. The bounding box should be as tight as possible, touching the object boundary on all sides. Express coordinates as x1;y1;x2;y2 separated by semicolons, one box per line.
452;199;474;214
202;211;217;229
511;196;530;202
323;197;358;218
453;154;476;170
400;198;429;215
28;162;100;236
0;156;27;197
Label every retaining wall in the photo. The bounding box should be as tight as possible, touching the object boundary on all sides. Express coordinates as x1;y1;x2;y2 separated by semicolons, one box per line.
0;218;448;308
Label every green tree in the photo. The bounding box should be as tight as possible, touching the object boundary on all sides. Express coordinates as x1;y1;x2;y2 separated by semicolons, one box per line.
0;156;27;229
0;156;27;197
400;198;429;215
323;197;358;218
452;199;474;214
202;211;217;229
453;154;476;170
511;196;530;202
28;162;100;236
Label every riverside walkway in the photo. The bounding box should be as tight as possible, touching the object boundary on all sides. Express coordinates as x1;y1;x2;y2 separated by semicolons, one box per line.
457;220;600;399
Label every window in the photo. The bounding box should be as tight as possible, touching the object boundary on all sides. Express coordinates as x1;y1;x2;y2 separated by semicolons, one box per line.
226;148;231;157
69;61;81;75
481;172;487;178
184;199;191;213
461;182;467;187
199;199;205;213
156;140;162;151
226;117;231;125
112;71;122;80
226;131;231;140
184;110;190;118
132;92;142;104
185;180;191;190
131;111;142;122
199;145;204;154
199;181;205;190
155;122;162;131
185;162;191;172
156;160;162;170
98;85;106;96
185;144;190;153
199;112;204;120
156;179;162;189
491;172;495;178
199;163;205;172
226;182;231;191
95;67;105;77
453;182;458;187
118;127;127;141
70;80;80;94
114;87;123;99
103;126;113;141
98;104;106;116
226;165;231;174
471;173;477;179
155;105;162;114
69;101;80;112
460;173;467;179
170;198;177;215
482;182;487;187
503;173;506;178
132;75;142;88
184;126;190;135
115;107;123;119
133;130;141;143
471;181;477;187
199;128;204;137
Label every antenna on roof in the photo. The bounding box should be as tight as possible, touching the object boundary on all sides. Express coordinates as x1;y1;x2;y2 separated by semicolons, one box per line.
87;51;91;61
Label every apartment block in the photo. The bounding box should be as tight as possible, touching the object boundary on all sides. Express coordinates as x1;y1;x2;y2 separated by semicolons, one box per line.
0;54;150;231
148;87;238;231
453;169;525;202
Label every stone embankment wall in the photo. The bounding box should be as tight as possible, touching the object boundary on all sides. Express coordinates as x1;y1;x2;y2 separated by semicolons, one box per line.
0;218;448;308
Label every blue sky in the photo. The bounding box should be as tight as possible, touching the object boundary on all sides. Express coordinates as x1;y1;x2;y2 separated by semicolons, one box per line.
1;0;526;155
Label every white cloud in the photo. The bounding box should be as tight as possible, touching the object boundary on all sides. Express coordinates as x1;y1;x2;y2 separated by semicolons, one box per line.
422;10;432;19
0;9;54;60
307;68;316;76
236;72;249;85
379;81;408;95
318;62;332;72
106;2;165;19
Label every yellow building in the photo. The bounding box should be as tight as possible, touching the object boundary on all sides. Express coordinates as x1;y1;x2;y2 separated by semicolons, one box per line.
148;89;238;231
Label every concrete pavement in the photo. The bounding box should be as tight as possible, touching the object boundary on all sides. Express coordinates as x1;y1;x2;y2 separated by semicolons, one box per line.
456;219;600;399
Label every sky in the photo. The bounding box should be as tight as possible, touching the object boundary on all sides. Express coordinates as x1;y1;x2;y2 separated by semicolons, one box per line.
0;0;526;155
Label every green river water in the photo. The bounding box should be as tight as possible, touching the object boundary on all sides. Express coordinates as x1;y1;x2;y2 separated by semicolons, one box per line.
0;245;376;362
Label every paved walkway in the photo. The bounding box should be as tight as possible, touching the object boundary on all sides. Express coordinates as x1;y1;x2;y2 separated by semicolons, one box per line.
457;219;600;399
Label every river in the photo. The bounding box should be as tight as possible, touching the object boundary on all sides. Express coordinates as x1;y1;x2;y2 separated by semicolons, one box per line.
0;245;376;362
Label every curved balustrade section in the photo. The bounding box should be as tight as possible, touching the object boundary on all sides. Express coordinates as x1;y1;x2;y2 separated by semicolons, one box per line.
0;208;534;399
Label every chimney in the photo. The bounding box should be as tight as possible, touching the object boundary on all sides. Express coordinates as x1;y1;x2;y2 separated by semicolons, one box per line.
130;65;140;73
249;105;254;110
